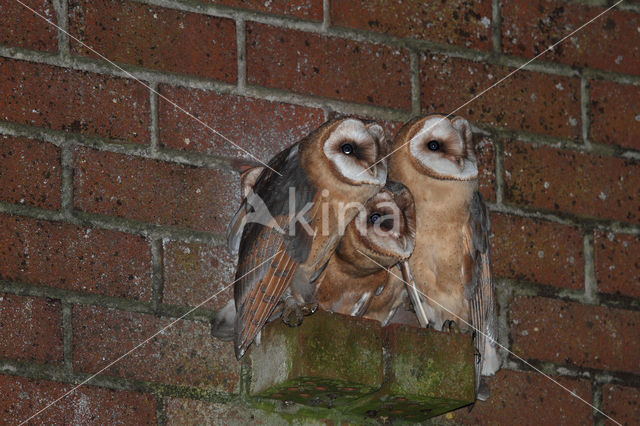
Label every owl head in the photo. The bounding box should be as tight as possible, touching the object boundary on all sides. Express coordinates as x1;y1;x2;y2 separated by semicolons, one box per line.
310;117;388;186
393;114;477;181
340;181;416;269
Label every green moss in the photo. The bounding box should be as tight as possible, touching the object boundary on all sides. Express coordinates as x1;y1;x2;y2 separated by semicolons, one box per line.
246;312;475;422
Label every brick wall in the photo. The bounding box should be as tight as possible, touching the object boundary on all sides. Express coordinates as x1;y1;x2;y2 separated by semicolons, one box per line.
0;0;638;424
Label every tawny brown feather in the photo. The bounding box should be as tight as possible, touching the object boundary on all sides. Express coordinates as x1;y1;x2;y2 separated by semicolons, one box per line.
389;114;499;400
314;183;418;326
215;117;390;359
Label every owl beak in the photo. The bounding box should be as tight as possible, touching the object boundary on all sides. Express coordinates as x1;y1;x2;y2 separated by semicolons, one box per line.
457;157;465;171
365;165;377;178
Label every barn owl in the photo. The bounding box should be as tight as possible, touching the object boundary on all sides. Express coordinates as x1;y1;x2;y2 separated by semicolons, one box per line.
389;114;500;400
212;117;389;359
313;181;424;326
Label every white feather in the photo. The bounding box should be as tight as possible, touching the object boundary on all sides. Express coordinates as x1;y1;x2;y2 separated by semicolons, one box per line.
409;116;478;180
323;119;387;185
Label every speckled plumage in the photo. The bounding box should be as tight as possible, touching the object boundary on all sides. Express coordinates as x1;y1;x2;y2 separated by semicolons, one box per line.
213;117;389;359
389;114;500;400
314;181;416;325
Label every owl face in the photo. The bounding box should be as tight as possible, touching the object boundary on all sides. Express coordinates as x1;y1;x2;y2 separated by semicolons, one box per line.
404;115;477;181
351;182;416;263
322;118;388;186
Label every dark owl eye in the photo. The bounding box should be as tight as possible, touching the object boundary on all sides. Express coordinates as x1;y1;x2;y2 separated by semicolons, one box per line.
341;143;354;155
369;213;381;224
427;140;440;151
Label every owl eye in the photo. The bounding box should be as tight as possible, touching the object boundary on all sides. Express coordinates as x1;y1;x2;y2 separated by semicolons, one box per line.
341;143;355;155
427;140;440;151
369;213;381;224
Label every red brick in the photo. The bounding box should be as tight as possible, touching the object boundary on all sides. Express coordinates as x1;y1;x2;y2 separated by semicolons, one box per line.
502;0;640;76
511;296;640;374
331;0;492;50
158;85;325;162
590;80;640;151
73;147;240;234
594;231;640;299
0;135;61;210
0;58;149;144
420;54;581;139
0;214;151;300
165;398;297;425
0;374;156;424
0;0;57;52
246;23;411;109
72;305;240;392
491;214;584;289
448;369;593;425
602;384;640;426
69;0;236;82
0;294;62;364
162;241;236;310
475;135;496;202
504;141;640;223
202;0;322;20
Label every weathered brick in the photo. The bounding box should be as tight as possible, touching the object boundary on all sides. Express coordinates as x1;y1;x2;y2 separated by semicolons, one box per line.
202;0;322;20
475;135;496;202
0;214;152;300
590;80;640;151
502;0;640;76
162;240;236;310
73;147;240;234
158;85;325;162
331;0;492;50
165;398;296;426
420;54;581;139
491;214;584;289
69;0;236;82
72;305;240;392
602;384;640;426
246;23;411;109
504;141;640;223
0;58;149;144
0;0;57;52
0;135;61;209
448;369;593;425
0;293;62;364
594;231;640;299
510;296;640;374
0;374;156;424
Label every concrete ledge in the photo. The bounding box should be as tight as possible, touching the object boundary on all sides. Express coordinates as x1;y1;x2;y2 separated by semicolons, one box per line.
247;310;475;421
247;310;383;408
345;323;475;421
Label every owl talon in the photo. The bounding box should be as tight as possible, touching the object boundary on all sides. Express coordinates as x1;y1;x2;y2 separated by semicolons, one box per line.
300;302;318;316
281;298;305;327
442;319;460;334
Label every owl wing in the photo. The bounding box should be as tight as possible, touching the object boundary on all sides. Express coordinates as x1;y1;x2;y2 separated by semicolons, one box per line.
462;191;498;399
231;145;316;359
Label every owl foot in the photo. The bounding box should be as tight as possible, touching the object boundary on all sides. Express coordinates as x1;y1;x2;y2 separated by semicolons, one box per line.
441;320;461;334
300;302;318;316
281;299;318;327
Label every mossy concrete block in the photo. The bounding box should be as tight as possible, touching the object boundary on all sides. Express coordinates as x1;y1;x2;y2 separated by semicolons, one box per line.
247;310;383;408
346;324;475;421
247;311;475;420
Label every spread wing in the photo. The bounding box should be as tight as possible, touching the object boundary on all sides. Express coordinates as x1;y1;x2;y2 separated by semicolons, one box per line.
230;145;316;359
462;191;498;399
